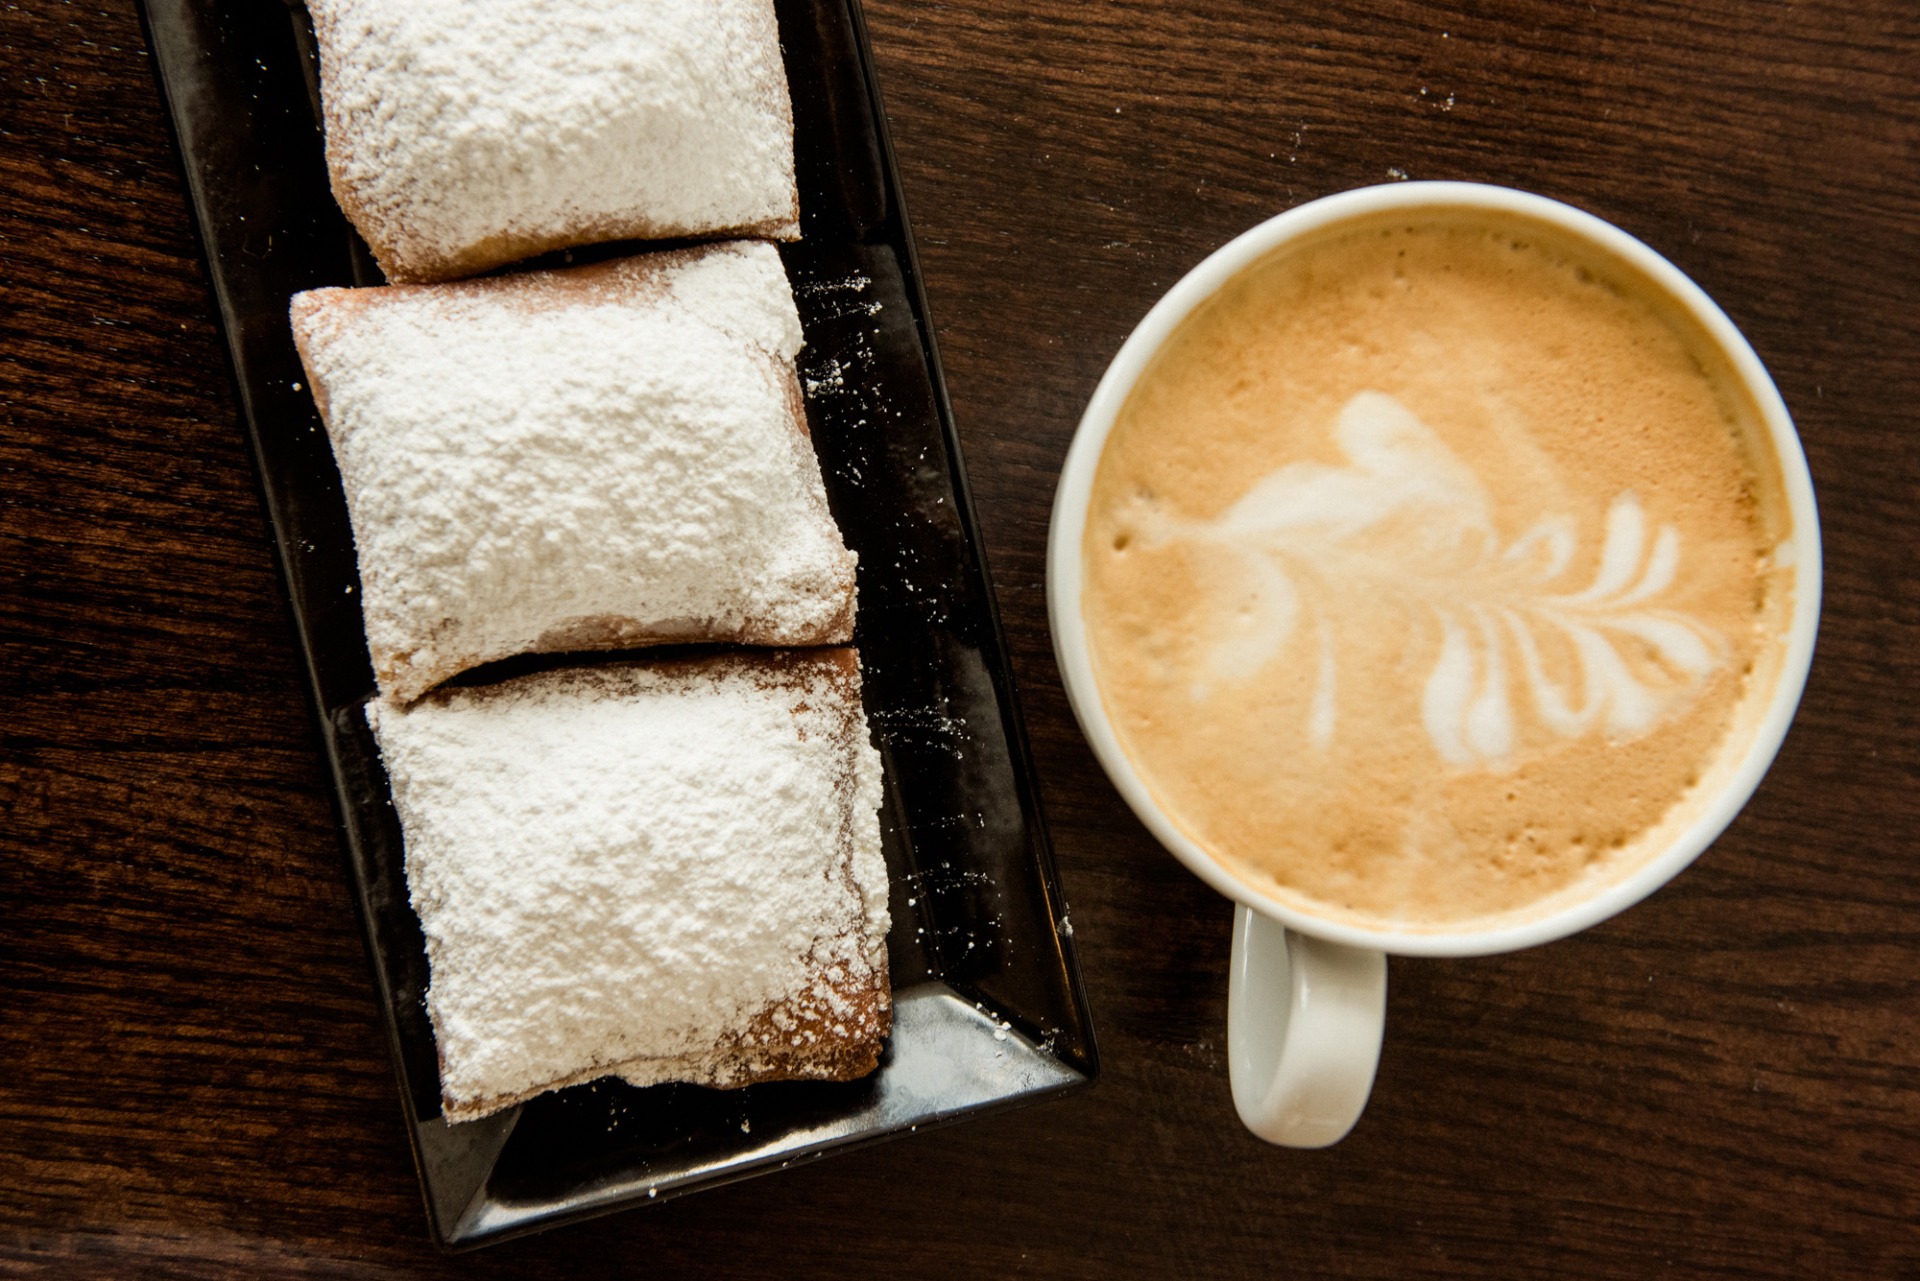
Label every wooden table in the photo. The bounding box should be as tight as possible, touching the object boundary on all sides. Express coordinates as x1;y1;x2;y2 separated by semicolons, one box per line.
4;1;1917;1274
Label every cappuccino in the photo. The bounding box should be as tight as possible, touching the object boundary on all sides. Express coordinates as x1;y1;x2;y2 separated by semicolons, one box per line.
1082;212;1795;931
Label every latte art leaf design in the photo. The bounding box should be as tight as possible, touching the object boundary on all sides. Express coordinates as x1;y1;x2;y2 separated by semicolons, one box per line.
1144;391;1725;767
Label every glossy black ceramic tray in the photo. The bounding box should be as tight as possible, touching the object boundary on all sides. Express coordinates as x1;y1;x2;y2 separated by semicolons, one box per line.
138;0;1097;1249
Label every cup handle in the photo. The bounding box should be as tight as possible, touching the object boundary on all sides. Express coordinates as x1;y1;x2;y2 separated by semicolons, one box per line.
1227;903;1387;1147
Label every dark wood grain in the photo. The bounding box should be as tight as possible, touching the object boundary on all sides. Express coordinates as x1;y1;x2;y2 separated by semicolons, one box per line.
3;0;1917;1275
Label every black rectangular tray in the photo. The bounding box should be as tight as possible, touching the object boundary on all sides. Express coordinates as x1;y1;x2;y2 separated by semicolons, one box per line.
137;0;1097;1250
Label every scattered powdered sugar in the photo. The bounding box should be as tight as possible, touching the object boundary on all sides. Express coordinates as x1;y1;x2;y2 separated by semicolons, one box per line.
367;656;889;1119
292;244;855;704
310;0;798;281
803;355;850;397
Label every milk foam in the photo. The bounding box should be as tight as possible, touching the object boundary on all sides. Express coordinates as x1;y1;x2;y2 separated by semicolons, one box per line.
1081;213;1788;930
1145;391;1725;767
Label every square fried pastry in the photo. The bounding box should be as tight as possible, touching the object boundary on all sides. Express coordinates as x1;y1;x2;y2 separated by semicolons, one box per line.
307;0;799;282
367;649;891;1123
291;242;856;705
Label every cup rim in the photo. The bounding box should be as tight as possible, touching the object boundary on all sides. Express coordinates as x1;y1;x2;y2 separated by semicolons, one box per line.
1045;181;1823;958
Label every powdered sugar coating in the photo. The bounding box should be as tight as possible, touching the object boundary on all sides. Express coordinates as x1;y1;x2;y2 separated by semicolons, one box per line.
309;0;799;282
368;653;890;1121
291;244;856;704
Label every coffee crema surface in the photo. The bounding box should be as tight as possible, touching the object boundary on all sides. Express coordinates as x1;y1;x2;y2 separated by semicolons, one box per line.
1083;213;1794;931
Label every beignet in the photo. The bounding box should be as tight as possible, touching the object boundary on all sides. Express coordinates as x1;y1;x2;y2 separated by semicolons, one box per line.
291;243;856;705
366;649;891;1123
307;0;800;283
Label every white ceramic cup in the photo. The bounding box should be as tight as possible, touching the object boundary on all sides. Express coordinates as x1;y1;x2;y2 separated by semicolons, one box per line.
1046;182;1822;1147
